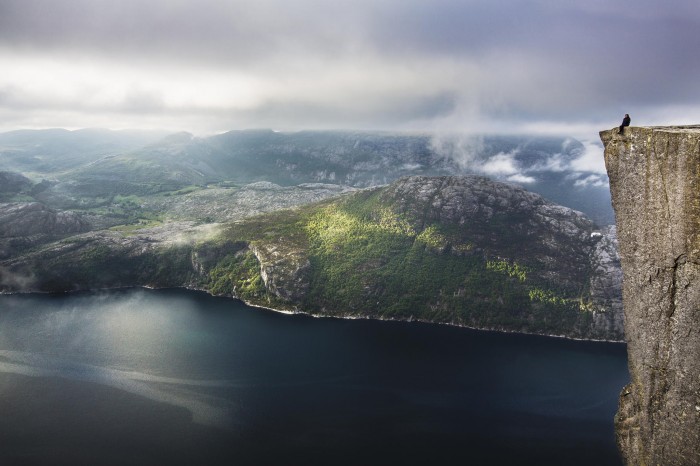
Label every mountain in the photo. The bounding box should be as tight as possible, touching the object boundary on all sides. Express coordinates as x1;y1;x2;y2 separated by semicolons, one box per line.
602;126;700;465
0;128;168;176
0;175;623;341
14;129;613;225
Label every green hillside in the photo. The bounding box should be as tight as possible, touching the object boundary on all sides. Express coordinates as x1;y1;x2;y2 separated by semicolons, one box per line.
207;177;611;339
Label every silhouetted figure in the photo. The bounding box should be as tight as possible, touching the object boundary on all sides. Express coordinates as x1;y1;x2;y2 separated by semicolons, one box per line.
619;114;631;134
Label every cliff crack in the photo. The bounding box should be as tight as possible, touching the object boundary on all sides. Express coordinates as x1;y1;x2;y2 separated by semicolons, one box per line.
668;254;686;319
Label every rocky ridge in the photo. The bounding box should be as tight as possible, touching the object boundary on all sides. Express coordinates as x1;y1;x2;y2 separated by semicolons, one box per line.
0;202;90;260
145;182;356;223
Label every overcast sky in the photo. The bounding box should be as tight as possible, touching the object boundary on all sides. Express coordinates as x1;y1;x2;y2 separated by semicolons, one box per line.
1;0;699;136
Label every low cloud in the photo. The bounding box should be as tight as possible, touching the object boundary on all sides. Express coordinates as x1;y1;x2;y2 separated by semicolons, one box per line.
530;152;568;172
0;266;36;291
429;135;536;182
569;140;606;174
122;87;166;113
479;151;520;176
573;174;609;188
507;174;536;184
428;134;610;188
429;134;485;170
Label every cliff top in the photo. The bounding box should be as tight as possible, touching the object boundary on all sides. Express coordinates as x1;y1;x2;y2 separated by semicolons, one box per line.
600;125;700;143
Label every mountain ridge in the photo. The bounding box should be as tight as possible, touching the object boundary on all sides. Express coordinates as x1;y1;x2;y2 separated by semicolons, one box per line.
0;175;624;341
0;128;614;225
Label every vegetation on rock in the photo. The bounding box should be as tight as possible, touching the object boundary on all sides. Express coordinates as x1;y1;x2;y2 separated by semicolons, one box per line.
205;177;619;340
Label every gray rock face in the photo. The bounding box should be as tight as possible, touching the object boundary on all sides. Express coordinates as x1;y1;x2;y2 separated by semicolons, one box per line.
251;243;310;303
0;202;90;260
601;126;700;465
145;182;355;222
0;203;89;237
588;226;624;336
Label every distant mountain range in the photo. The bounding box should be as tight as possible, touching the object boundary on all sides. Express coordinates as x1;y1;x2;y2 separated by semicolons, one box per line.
0;128;613;225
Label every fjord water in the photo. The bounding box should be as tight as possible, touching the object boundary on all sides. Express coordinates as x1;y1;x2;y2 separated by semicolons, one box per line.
0;288;628;465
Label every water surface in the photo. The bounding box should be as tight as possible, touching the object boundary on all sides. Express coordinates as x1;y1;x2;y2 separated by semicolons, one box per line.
0;288;628;465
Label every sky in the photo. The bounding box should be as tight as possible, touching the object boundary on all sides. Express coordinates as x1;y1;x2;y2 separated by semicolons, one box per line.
1;0;700;137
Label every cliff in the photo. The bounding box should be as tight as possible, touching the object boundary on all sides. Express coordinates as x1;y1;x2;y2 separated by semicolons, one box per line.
601;126;700;465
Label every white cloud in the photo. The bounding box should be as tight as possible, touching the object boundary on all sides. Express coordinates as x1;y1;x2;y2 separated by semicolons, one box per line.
478;151;520;175
569;140;606;174
477;150;537;184
507;174;536;183
429;134;485;170
530;153;568;172
573;174;609;188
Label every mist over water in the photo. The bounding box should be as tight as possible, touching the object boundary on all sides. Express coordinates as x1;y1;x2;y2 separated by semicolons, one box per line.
0;288;628;465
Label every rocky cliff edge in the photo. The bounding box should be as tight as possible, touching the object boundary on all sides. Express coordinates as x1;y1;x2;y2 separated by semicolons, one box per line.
601;125;700;465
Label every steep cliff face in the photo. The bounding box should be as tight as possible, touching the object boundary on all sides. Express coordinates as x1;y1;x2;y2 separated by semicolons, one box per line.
601;126;700;465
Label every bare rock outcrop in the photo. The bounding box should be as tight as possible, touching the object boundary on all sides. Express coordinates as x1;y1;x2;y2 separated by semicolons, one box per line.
0;202;89;237
250;243;311;303
0;202;90;260
601;125;700;465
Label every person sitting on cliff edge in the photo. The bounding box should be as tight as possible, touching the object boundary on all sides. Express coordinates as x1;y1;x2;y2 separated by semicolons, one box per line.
619;114;631;134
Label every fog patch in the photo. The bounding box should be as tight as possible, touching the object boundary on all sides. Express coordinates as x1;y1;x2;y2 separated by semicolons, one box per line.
569;140;606;174
530;152;568;172
479;150;520;176
0;266;36;291
574;174;609;188
507;173;536;184
429;133;485;170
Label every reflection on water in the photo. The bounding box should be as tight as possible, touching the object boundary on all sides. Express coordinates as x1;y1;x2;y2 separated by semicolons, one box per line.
0;288;629;465
0;349;235;427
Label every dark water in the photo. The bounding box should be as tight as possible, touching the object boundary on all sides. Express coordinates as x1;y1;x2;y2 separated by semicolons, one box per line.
0;288;629;465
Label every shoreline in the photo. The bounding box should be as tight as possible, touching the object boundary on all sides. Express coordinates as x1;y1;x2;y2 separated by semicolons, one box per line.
246;300;626;345
1;284;626;344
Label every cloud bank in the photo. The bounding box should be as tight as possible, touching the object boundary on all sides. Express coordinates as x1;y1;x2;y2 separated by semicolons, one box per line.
1;0;699;135
430;134;607;186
